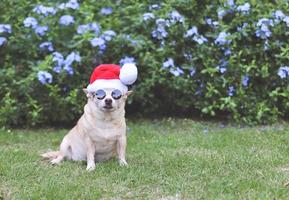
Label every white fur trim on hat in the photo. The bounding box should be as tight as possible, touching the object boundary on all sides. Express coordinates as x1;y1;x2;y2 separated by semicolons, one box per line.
120;63;138;85
87;79;128;94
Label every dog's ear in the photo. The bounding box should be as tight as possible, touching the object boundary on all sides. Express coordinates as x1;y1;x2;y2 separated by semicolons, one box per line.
83;88;93;98
126;90;133;97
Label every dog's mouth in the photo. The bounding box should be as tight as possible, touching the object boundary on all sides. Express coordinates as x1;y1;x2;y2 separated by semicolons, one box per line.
103;105;113;110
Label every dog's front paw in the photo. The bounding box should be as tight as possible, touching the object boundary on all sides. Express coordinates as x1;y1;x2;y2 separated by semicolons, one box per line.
119;159;128;166
86;164;96;171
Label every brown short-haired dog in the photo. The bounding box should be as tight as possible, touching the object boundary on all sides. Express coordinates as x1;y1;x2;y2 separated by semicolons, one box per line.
42;88;132;171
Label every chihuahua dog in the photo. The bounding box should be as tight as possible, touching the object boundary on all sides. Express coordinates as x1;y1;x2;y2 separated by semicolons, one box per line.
42;88;131;171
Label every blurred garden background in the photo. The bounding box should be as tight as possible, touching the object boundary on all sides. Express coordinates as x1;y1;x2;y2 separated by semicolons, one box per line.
1;0;289;127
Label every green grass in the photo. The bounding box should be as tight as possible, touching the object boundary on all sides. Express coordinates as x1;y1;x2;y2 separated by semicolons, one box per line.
1;119;289;199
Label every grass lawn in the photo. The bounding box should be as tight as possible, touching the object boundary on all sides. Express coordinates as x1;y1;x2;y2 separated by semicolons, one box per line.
1;119;289;199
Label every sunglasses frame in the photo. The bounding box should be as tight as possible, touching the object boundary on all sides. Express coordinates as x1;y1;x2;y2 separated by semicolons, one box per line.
93;89;123;100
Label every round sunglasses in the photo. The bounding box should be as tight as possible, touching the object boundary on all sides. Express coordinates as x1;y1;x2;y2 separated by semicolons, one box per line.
93;89;122;100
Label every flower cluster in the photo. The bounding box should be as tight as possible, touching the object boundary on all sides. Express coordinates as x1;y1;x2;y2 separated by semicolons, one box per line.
0;24;12;46
90;30;116;52
236;3;250;14
77;23;100;35
168;11;184;24
58;0;79;10
59;15;75;26
162;58;184;76
215;32;231;46
277;66;289;79
216;59;228;74
152;18;169;40
100;7;113;15
119;56;135;66
255;18;273;39
37;71;53;85
39;42;54;52
52;52;81;76
23;17;48;36
143;13;155;21
185;26;208;45
33;5;56;16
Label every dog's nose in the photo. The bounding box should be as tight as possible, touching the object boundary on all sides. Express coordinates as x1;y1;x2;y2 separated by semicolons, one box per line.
105;98;112;105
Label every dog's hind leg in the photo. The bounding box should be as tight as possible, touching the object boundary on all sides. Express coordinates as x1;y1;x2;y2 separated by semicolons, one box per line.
50;137;72;165
41;151;60;160
50;153;65;165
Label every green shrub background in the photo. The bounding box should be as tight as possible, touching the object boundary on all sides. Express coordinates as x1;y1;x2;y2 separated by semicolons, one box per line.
1;0;289;126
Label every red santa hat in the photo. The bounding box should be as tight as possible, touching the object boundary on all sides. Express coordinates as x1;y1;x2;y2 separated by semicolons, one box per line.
87;63;138;94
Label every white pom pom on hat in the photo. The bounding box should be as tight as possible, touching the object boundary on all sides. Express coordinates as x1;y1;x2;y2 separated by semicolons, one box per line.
120;63;138;85
87;63;138;94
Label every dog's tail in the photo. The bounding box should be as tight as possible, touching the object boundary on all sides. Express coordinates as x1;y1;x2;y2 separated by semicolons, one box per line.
41;151;60;159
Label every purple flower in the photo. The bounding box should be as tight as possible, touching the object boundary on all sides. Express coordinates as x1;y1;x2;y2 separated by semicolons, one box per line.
59;15;75;25
224;48;231;56
215;32;231;45
0;24;12;33
37;71;52;84
152;27;168;39
283;16;289;27
90;37;106;50
169;10;184;24
216;59;228;73
102;30;116;41
59;0;79;10
257;18;274;27
100;7;113;15
65;52;81;66
228;86;235;96
77;23;100;34
52;52;64;66
236;3;250;14
205;18;213;25
23;17;38;28
0;37;7;46
237;22;248;31
51;52;80;75
278;66;289;79
190;68;196;76
185;26;198;37
255;24;272;39
162;58;174;69
77;24;90;34
89;23;101;34
156;18;169;27
65;0;79;9
34;25;48;36
149;4;161;10
152;19;169;40
63;65;74;75
218;9;228;19
242;75;249;87
33;5;56;16
205;18;219;28
193;35;208;44
53;65;62;73
170;67;184;76
143;13;155;21
119;56;136;65
273;10;285;21
39;42;53;51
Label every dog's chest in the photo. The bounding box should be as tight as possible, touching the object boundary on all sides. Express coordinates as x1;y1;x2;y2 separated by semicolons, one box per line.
88;124;125;142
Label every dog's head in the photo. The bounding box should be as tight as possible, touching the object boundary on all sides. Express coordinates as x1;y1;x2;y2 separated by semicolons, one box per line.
84;88;132;112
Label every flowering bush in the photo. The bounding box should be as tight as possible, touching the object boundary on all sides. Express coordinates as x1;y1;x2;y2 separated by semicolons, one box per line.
1;0;289;126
